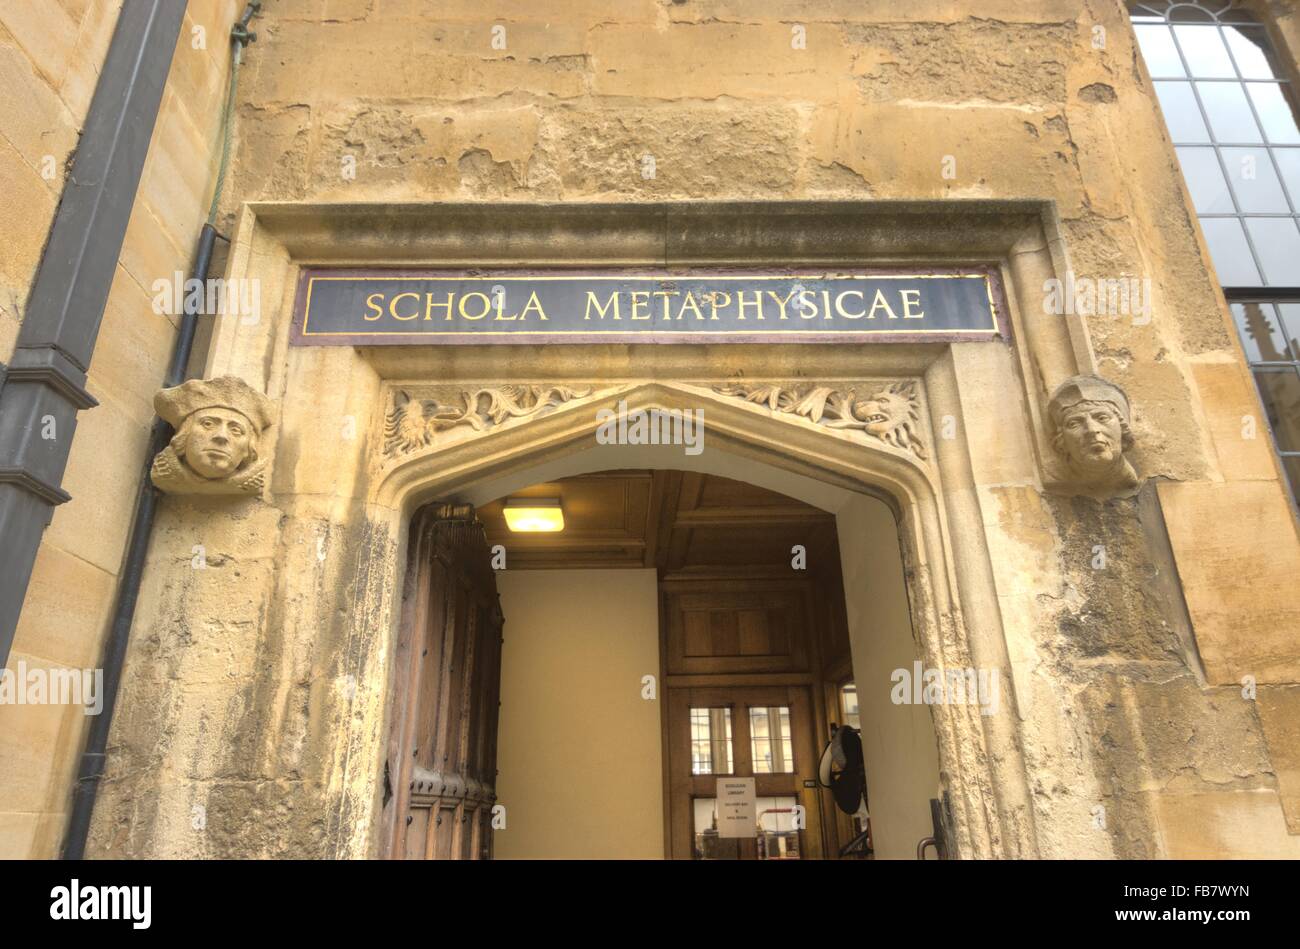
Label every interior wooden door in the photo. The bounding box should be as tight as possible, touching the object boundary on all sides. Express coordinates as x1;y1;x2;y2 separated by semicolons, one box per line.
666;685;819;860
383;502;504;860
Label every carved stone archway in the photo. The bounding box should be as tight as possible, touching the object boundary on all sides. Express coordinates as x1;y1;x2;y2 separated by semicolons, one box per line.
91;201;1076;860
361;380;1039;859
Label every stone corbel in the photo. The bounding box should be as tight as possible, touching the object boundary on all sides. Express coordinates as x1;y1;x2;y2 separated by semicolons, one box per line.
150;375;276;497
1043;373;1140;499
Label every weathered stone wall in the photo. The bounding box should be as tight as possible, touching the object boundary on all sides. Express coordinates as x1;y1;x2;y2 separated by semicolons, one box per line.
202;0;1300;858
215;0;1277;490
0;0;244;859
9;0;1299;859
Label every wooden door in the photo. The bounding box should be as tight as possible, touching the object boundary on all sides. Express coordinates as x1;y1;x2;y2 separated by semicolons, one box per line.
383;502;504;860
666;685;820;859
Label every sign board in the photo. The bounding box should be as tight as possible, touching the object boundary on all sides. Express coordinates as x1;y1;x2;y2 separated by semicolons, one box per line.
716;777;757;839
290;268;1006;346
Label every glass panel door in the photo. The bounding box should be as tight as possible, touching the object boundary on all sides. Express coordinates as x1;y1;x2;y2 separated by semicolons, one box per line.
669;686;817;859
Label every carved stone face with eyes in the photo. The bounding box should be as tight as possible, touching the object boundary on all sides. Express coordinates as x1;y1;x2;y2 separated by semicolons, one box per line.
1057;400;1124;474
181;407;255;479
1047;374;1138;496
151;375;274;496
853;391;907;440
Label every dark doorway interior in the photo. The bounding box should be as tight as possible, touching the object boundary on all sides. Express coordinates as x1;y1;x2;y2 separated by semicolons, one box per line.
385;470;865;859
478;470;861;860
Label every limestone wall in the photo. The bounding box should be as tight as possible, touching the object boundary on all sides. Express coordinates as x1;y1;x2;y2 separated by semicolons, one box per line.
0;0;245;859
0;0;120;366
194;0;1300;858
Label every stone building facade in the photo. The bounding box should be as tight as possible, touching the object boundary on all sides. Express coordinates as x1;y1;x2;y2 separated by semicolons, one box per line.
1;0;1298;859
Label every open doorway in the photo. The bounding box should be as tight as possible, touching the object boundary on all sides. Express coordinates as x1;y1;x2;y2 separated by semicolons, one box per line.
386;467;944;860
487;470;852;860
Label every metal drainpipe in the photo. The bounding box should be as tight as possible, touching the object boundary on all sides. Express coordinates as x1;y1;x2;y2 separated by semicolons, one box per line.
62;1;262;861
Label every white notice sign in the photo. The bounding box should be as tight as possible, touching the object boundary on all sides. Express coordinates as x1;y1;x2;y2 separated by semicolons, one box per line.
716;777;757;838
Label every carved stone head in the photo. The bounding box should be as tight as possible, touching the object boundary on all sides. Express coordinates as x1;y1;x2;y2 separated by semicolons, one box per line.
850;382;927;459
1047;374;1138;496
852;388;905;438
151;376;275;496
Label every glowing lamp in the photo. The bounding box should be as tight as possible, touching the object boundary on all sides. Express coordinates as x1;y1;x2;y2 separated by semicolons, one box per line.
503;498;564;532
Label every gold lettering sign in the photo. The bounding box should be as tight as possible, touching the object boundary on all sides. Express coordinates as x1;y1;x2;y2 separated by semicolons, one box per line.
294;270;1003;345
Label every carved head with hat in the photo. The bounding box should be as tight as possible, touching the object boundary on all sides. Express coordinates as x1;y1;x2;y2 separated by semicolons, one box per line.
1047;374;1137;493
151;376;275;494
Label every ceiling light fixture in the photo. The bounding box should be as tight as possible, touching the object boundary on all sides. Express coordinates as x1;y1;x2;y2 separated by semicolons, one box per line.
503;498;564;532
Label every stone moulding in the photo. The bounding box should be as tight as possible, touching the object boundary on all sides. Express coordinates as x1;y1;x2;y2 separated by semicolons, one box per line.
381;379;929;462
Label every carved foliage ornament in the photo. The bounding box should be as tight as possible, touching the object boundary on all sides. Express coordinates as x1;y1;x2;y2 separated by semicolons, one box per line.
151;376;276;496
1046;373;1139;498
382;380;930;460
384;384;594;456
712;380;928;459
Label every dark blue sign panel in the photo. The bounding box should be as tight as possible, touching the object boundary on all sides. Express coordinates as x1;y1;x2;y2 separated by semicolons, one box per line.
290;269;1005;345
